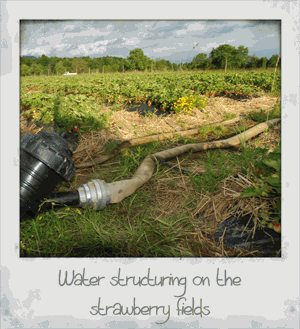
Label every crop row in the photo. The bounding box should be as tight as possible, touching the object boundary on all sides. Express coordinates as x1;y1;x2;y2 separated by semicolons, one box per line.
20;70;280;133
21;70;280;109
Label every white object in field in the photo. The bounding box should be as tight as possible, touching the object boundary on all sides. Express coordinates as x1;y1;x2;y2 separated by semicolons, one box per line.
64;72;77;75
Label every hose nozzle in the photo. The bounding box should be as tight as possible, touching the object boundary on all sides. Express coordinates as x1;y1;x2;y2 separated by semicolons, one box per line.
77;179;111;210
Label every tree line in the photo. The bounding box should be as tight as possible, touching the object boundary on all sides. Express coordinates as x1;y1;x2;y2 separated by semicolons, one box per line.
20;44;281;76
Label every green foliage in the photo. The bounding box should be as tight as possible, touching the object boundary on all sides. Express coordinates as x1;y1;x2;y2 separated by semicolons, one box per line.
240;143;281;219
190;143;276;194
21;64;31;76
55;61;67;75
190;53;207;69
72;57;89;73
21;91;109;134
127;48;151;71
261;57;267;69
30;62;44;75
190;150;235;192
210;44;246;69
247;54;260;69
247;98;281;122
267;54;281;68
20;69;281;120
222;112;237;121
20;45;280;77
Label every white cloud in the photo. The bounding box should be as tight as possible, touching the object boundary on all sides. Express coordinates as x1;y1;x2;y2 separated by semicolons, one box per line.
152;47;176;53
123;37;140;46
174;29;188;36
185;22;206;32
64;24;77;32
20;20;280;61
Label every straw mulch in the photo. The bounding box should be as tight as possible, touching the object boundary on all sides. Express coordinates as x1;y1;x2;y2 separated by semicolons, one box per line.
20;115;43;135
191;173;278;257
20;93;279;169
105;93;278;140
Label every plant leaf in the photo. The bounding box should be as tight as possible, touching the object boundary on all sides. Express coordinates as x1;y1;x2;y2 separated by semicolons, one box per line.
263;159;280;171
240;187;263;198
266;177;281;187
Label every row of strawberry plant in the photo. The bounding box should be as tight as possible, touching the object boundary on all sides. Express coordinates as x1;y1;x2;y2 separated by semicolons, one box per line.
21;70;280;115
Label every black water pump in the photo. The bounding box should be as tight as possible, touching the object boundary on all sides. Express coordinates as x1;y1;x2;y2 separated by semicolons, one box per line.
20;131;76;220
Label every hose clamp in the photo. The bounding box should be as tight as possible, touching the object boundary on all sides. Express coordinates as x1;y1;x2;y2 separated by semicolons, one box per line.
77;179;111;210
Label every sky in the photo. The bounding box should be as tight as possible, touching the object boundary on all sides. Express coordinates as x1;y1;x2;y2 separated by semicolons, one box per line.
20;20;281;64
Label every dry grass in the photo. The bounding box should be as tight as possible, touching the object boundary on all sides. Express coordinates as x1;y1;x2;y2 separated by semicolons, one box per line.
189;173;278;256
247;122;281;152
20;92;279;169
71;130;114;165
20;116;43;135
102;92;278;141
20;92;281;257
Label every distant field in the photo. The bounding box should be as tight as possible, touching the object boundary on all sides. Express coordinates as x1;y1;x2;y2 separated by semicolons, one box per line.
20;68;281;134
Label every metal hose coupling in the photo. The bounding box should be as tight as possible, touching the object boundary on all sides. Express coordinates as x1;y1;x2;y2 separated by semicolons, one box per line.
77;179;111;210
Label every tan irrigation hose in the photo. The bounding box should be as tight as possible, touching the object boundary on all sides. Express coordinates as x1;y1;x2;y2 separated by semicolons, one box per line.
107;118;280;203
75;116;244;169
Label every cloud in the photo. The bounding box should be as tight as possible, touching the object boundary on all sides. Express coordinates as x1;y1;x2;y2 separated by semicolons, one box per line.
152;47;177;53
20;20;280;61
63;24;77;32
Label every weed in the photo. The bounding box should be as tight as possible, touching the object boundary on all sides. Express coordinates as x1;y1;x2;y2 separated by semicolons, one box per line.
240;141;281;222
222;111;237;121
190;150;235;192
247;98;280;123
144;109;157;118
103;140;119;155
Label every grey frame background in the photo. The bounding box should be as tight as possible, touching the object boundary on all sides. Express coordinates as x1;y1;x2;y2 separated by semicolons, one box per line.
0;1;299;328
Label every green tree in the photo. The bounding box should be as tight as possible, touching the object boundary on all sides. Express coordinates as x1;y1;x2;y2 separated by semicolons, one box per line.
71;57;89;73
20;63;31;76
246;54;260;68
260;56;268;69
123;58;135;71
55;61;67;75
39;54;49;68
236;46;249;68
127;48;149;71
62;58;72;72
267;55;281;68
30;62;44;75
210;44;241;69
103;65;111;73
155;58;172;71
191;53;207;69
21;56;35;67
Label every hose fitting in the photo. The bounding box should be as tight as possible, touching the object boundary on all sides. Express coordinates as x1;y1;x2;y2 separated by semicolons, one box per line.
77;179;111;210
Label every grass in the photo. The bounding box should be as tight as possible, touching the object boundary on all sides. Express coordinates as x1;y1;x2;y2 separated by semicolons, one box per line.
246;98;281;123
20;188;201;257
20;87;281;258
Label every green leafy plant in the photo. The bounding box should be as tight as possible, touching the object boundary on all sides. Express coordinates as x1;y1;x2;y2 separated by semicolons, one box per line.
240;143;281;220
247;99;281;123
222;112;237;121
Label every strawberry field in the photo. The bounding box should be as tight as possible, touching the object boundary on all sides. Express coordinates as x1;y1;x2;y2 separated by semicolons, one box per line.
20;70;280;134
20;69;282;257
